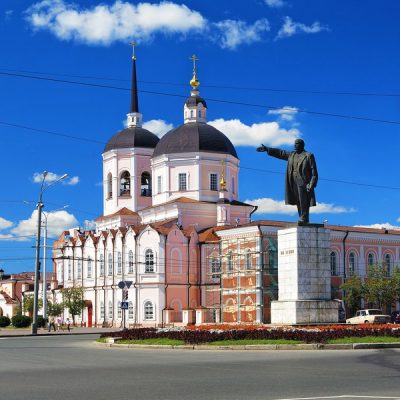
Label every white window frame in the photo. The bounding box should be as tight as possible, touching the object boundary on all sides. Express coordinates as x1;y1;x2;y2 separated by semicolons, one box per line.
87;258;92;278
330;251;338;276
99;254;104;277
108;300;113;319
145;249;155;273
108;253;113;276
117;302;122;319
128;250;134;274
244;249;252;270
117;252;122;275
100;301;105;319
77;259;82;279
157;175;162;194
178;173;187;191
209;173;218;191
144;301;155;320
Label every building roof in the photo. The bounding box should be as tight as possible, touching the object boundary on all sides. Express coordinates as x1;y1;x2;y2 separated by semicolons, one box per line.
95;207;139;222
185;95;207;108
152;122;238;158
104;127;160;153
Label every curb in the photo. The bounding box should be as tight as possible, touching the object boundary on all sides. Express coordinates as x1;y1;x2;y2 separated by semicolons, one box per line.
97;342;400;350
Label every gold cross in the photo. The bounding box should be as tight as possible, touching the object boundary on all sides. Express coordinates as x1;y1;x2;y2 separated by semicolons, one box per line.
190;54;199;76
130;41;137;60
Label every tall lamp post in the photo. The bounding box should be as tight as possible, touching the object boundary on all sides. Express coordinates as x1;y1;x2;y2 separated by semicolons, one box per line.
32;171;68;335
41;205;69;323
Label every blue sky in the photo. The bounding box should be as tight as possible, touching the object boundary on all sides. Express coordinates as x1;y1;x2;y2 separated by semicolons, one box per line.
1;0;400;273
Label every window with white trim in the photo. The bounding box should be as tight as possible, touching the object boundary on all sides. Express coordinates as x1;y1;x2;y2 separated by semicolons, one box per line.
330;251;338;276
145;249;155;273
157;175;162;194
227;251;233;273
77;259;82;279
67;259;72;281
99;254;104;277
210;173;218;191
108;253;113;276
108;300;113;319
117;302;122;319
348;252;356;275
87;258;92;278
244;249;252;270
117;252;122;275
384;254;392;274
128;302;134;320
120;171;130;196
144;301;154;320
211;256;220;279
100;301;105;319
178;173;187;191
107;173;112;199
128;250;134;274
367;252;375;267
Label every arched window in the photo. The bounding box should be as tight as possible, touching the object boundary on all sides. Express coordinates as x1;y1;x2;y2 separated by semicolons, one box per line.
108;300;113;319
330;251;338;276
107;173;112;199
128;302;134;320
245;249;252;270
128;250;134;274
348;252;356;275
87;257;92;278
77;259;82;279
117;302;122;319
117;252;122;275
145;249;155;273
141;172;151;196
108;253;113;276
99;254;104;277
144;301;154;320
367;252;375;267
211;255;220;279
227;251;233;273
120;171;130;196
384;254;392;274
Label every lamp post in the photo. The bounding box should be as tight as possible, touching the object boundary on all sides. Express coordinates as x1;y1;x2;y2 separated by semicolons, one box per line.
41;205;69;322
32;171;68;335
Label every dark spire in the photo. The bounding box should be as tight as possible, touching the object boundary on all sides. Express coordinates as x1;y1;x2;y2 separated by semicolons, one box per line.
130;42;139;113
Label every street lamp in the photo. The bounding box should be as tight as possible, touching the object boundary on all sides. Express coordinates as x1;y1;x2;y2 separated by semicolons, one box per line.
32;171;68;335
41;205;69;322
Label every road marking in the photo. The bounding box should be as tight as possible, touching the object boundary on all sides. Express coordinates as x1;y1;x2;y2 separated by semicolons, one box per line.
272;396;400;400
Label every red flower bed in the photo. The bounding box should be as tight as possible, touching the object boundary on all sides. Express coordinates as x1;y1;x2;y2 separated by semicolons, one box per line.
101;324;400;345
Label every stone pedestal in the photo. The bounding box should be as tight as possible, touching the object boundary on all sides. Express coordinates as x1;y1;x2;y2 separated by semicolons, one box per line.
271;224;338;324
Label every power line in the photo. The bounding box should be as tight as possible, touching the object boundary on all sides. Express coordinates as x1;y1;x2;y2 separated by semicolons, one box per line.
2;71;400;126
2;67;399;98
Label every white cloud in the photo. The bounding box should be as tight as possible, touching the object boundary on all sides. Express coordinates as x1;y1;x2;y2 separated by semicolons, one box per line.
5;10;14;19
245;197;356;215
208;118;299;147
268;106;298;121
0;217;13;230
32;171;78;186
26;0;206;45
143;119;173;138
11;210;79;239
213;19;270;50
0;234;15;240
356;223;400;231
83;220;97;230
276;16;328;39
264;0;286;8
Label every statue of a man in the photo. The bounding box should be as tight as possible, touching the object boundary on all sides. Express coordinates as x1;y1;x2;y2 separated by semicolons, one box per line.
256;139;318;224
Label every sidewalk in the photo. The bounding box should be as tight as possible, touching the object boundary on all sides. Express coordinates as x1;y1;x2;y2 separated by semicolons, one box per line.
0;326;121;337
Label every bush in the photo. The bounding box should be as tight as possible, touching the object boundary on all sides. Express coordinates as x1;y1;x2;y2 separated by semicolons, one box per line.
11;314;32;328
37;315;46;328
0;316;11;328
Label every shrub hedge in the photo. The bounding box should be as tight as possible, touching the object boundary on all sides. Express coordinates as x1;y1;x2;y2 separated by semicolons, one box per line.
11;314;32;328
100;325;400;345
0;316;11;327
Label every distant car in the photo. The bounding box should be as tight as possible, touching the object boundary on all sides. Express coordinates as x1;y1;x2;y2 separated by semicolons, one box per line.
346;309;391;324
391;310;400;324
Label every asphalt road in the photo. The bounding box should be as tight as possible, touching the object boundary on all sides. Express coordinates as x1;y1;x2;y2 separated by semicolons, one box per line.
0;334;399;400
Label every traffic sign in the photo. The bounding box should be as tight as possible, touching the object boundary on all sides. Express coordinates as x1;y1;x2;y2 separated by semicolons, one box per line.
118;281;125;289
120;301;129;310
125;281;133;289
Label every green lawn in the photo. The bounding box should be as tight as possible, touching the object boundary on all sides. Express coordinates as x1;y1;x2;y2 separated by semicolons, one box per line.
114;338;185;346
327;336;400;344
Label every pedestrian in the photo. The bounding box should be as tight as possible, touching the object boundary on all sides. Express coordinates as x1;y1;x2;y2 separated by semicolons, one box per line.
56;317;62;331
48;316;56;332
66;317;71;332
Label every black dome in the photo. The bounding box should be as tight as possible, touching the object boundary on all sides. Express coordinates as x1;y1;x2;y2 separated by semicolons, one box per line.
152;122;238;158
104;127;160;152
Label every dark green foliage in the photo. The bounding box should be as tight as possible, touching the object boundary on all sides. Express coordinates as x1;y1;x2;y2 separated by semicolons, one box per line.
0;316;11;327
37;315;46;328
11;314;32;328
100;326;400;345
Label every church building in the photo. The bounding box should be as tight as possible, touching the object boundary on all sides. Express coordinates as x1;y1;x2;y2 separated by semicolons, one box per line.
52;52;400;327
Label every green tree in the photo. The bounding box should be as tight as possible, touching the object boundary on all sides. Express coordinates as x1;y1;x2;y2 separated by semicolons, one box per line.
391;267;400;303
61;287;84;324
341;274;363;314
363;265;396;310
47;300;64;317
23;294;43;315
